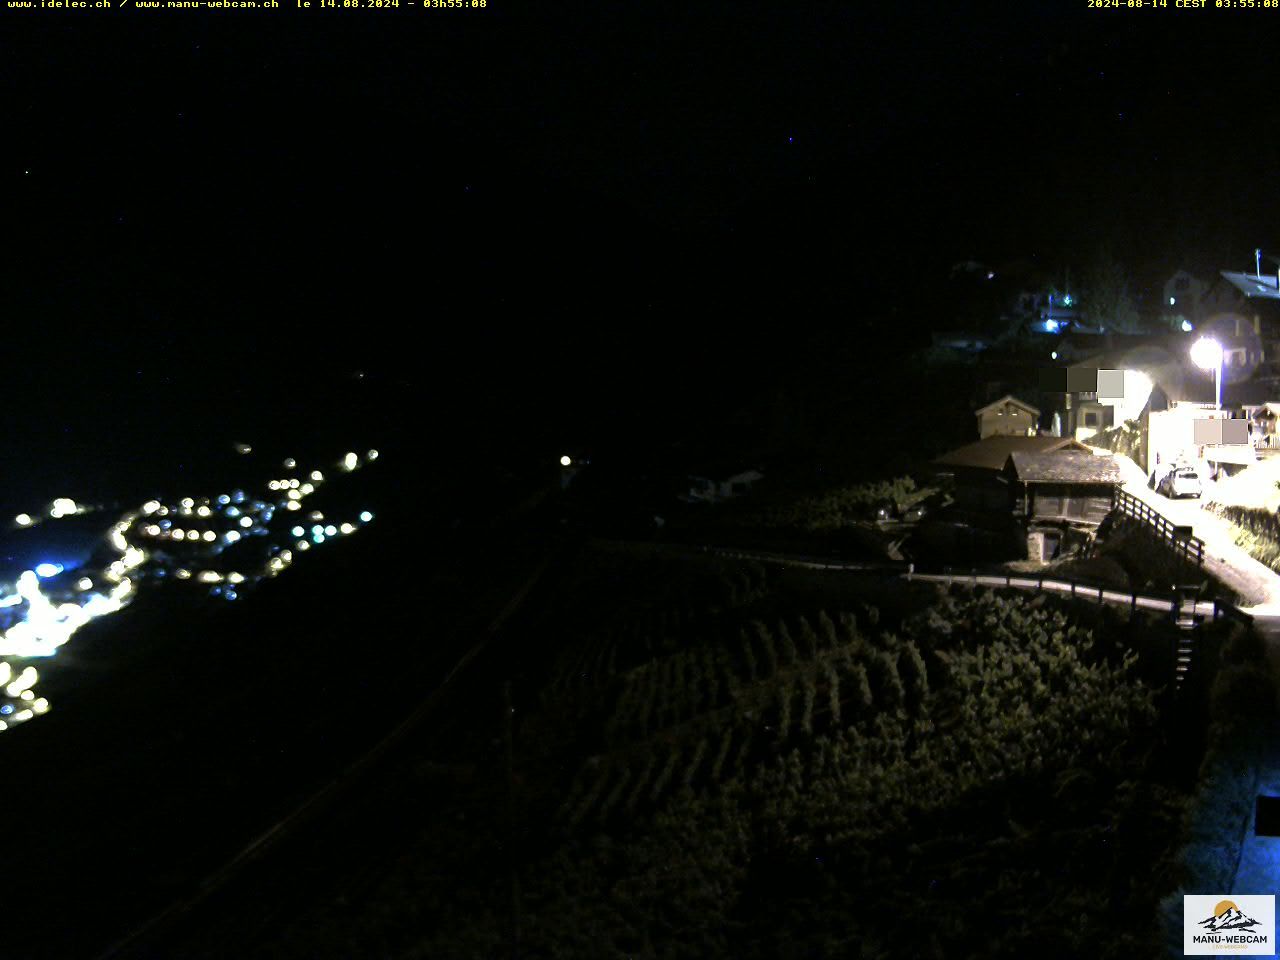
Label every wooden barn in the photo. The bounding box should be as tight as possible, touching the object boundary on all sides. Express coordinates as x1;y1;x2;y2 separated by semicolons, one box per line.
932;435;1090;513
1003;450;1121;561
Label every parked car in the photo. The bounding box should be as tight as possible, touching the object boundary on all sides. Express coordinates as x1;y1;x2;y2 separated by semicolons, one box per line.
1158;467;1202;499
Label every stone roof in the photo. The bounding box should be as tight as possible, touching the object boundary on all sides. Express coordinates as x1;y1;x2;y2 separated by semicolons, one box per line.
934;435;1088;473
1005;450;1122;485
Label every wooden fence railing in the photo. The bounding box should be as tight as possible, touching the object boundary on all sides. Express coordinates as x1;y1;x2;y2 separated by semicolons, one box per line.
644;540;1252;625
1113;487;1205;567
933;566;1252;625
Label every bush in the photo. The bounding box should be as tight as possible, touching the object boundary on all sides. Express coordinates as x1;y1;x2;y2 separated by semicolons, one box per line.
1209;503;1280;575
1089;418;1143;462
749;476;927;532
1209;662;1276;745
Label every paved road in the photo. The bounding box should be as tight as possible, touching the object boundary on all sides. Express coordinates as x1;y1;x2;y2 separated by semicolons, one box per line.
1093;450;1280;612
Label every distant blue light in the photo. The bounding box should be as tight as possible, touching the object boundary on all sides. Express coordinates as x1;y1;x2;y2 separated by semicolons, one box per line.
224;589;237;601
360;511;373;522
0;705;12;716
1062;294;1073;307
1044;319;1060;333
216;494;230;506
34;563;63;579
1182;319;1194;332
225;506;240;518
210;586;222;596
232;491;246;504
313;534;325;544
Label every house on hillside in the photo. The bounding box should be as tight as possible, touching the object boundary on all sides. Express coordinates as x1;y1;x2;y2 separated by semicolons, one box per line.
1242;402;1280;448
1196;266;1280;375
683;467;764;504
1162;270;1208;332
930;330;992;359
932;435;1090;513
975;395;1040;439
1048;342;1198;445
1144;401;1255;480
1003;450;1121;561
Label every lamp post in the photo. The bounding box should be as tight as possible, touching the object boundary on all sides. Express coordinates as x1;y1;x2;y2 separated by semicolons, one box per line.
1190;336;1223;409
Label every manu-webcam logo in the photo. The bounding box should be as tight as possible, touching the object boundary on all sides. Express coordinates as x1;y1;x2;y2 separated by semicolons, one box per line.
1184;895;1275;955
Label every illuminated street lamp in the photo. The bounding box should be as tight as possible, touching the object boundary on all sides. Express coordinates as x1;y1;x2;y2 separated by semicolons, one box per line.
1190;336;1224;409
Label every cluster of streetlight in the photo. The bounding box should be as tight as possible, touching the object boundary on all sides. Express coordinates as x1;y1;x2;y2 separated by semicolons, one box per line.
0;448;381;730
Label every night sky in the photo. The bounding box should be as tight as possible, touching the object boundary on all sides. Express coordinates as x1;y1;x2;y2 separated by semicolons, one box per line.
6;7;1280;462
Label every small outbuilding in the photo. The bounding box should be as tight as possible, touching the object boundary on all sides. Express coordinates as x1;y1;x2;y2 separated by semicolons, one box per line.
1003;450;1121;561
932;435;1090;513
974;394;1041;439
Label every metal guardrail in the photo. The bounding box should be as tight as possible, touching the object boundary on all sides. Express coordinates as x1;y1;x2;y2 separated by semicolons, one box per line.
1113;487;1205;567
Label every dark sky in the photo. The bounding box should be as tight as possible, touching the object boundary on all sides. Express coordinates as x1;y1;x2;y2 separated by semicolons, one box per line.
5;6;1280;456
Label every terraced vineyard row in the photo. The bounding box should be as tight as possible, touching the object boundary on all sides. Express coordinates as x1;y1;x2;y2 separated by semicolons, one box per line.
559;608;934;824
539;561;771;718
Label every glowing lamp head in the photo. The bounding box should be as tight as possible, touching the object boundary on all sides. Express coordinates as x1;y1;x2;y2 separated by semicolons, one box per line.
1190;337;1224;370
560;455;572;466
14;514;31;527
33;563;63;579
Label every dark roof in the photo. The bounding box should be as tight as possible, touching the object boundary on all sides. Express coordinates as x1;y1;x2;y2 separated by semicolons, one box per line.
1223;376;1280;407
933;435;1088;472
1005;451;1121;484
1064;340;1213;404
974;394;1040;417
1221;271;1280;300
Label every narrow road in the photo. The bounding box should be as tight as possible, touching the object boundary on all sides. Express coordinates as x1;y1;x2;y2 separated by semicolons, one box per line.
1093;450;1280;613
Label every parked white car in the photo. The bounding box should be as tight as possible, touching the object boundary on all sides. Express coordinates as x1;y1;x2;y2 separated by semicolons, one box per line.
1159;467;1202;499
